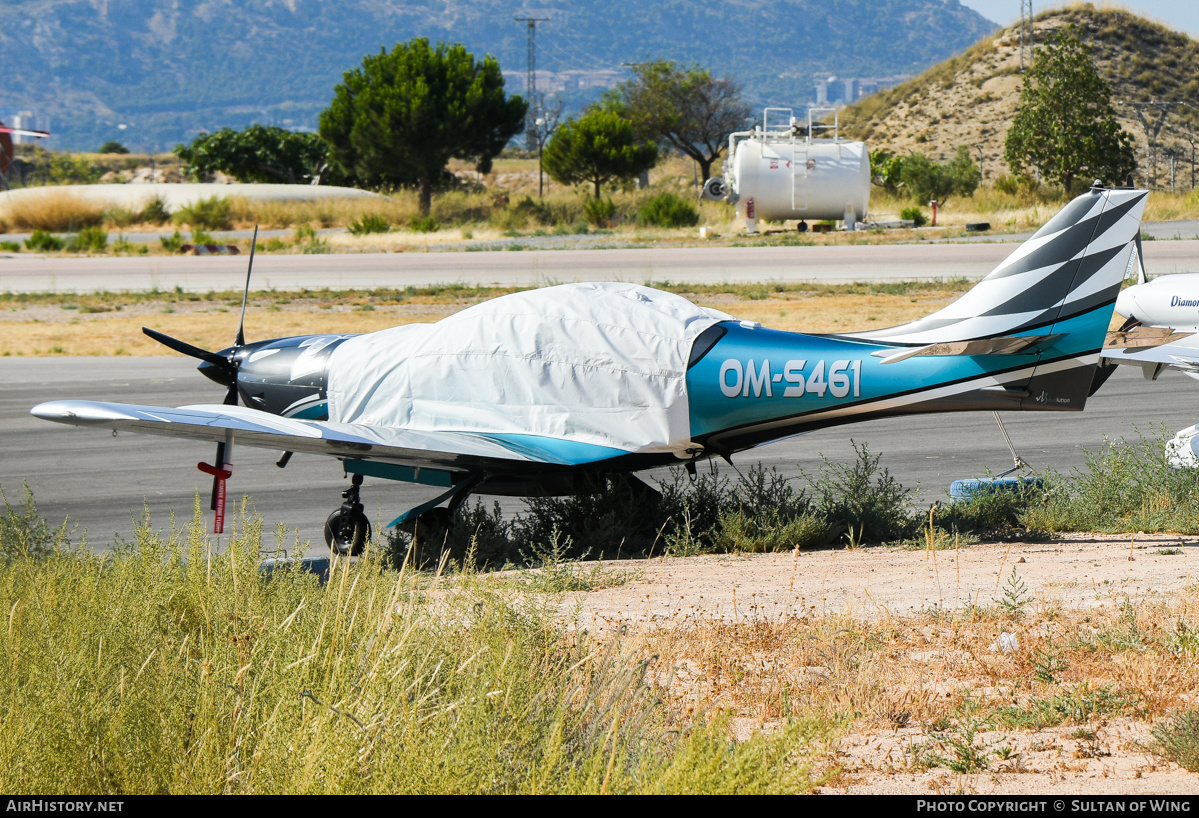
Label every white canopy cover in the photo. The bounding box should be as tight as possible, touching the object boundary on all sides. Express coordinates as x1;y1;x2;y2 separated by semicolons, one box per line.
326;282;733;456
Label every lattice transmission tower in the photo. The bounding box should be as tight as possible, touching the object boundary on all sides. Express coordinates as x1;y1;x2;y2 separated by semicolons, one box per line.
1019;0;1034;72
515;17;549;151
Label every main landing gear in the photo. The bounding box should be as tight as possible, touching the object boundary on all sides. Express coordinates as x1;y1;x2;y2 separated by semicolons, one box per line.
324;473;371;556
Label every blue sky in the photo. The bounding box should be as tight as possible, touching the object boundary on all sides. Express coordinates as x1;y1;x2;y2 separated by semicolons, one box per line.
959;1;1199;36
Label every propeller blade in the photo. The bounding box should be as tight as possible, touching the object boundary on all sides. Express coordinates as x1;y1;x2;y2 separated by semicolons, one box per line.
235;225;258;348
142;327;231;368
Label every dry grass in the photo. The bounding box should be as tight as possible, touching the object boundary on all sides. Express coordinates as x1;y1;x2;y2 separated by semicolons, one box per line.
0;501;833;794
0;282;973;357
0;188;108;231
598;573;1199;792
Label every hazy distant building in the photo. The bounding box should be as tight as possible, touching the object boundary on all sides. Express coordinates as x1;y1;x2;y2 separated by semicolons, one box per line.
812;74;907;107
0;110;49;143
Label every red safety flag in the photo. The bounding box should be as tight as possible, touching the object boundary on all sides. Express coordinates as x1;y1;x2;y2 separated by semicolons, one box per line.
197;461;233;533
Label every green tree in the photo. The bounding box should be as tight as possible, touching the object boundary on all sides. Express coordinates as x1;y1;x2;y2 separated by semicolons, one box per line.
319;38;526;214
1004;27;1136;193
542;109;658;199
603;60;749;182
945;145;981;199
869;148;905;195
897;147;979;203
97;141;129;155
174;125;333;185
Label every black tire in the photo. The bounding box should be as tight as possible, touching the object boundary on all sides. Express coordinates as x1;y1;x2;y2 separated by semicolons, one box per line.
324;509;371;556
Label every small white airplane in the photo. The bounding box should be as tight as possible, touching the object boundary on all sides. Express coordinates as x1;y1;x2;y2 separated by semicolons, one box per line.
1098;234;1199;465
33;186;1150;552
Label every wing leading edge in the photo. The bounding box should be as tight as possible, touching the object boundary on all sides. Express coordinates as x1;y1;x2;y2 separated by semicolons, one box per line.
30;400;631;473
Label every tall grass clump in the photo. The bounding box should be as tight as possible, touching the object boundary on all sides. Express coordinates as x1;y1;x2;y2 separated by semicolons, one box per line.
583;197;618;228
1023;429;1199;533
173;196;233;231
346;214;391;235
1;189;106;231
23;230;64;252
0;501;828;794
1152;709;1199;771
637;192;700;228
807;441;917;544
65;225;108;252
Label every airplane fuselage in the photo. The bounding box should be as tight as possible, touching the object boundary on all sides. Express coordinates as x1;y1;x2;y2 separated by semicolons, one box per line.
223;301;1113;473
1116;275;1199;332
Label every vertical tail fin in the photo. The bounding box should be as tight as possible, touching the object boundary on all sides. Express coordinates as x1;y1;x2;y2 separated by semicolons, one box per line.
853;187;1148;346
852;187;1148;410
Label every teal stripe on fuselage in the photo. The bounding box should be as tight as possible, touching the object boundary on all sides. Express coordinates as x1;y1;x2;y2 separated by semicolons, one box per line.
480;433;630;466
287;401;329;420
687;307;1112;438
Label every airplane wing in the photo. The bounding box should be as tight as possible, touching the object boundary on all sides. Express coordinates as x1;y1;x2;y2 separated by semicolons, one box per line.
31;400;630;473
1100;342;1199;377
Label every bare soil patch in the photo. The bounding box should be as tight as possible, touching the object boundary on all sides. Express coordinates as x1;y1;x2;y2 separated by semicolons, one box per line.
567;535;1199;794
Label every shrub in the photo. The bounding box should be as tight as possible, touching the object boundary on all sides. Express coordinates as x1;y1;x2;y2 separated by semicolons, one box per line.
65;226;108;253
490;196;548;231
139;196;171;225
1022;430;1199;533
583;196;617;227
637;192;700;228
347;214;391;235
24;230;64;252
409;215;440;233
97;141;129;154
0;484;64;559
517;474;665;560
1152;709;1199;772
3;190;106;231
900;206;927;227
172;196;232;230
807;441;916;544
0;241;20;252
159;231;186;253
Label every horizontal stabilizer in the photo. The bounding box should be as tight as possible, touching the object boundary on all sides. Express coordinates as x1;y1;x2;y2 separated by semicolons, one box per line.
1103;326;1193;349
871;334;1064;364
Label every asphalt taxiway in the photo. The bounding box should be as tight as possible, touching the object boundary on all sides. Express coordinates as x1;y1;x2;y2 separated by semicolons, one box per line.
3;238;1199;293
4;358;1193;550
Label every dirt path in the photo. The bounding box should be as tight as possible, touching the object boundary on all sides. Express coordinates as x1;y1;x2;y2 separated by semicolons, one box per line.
574;534;1198;629
567;535;1199;794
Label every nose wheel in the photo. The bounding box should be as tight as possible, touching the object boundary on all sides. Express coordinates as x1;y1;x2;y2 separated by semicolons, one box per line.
324;473;371;556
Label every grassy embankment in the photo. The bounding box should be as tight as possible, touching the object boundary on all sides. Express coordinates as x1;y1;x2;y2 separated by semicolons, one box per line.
2;477;1199;792
4;153;1199;255
0;279;975;357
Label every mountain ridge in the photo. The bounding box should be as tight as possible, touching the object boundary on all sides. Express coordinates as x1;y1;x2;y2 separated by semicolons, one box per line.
839;5;1199;188
0;0;994;150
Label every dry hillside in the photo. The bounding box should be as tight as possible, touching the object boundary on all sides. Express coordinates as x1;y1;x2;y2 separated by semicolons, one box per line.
840;4;1199;187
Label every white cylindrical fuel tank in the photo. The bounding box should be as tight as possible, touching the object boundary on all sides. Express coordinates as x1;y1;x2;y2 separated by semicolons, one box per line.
730;138;871;224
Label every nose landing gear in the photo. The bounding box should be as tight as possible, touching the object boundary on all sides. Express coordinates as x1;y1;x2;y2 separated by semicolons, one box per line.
324;473;371;556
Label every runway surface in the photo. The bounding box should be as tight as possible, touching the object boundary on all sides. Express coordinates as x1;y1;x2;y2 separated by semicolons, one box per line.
3;358;1193;551
3;239;1199;293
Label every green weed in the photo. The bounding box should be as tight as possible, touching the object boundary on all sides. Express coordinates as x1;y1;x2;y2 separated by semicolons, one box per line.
173;196;233;230
24;230;64;252
1152;709;1199;771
